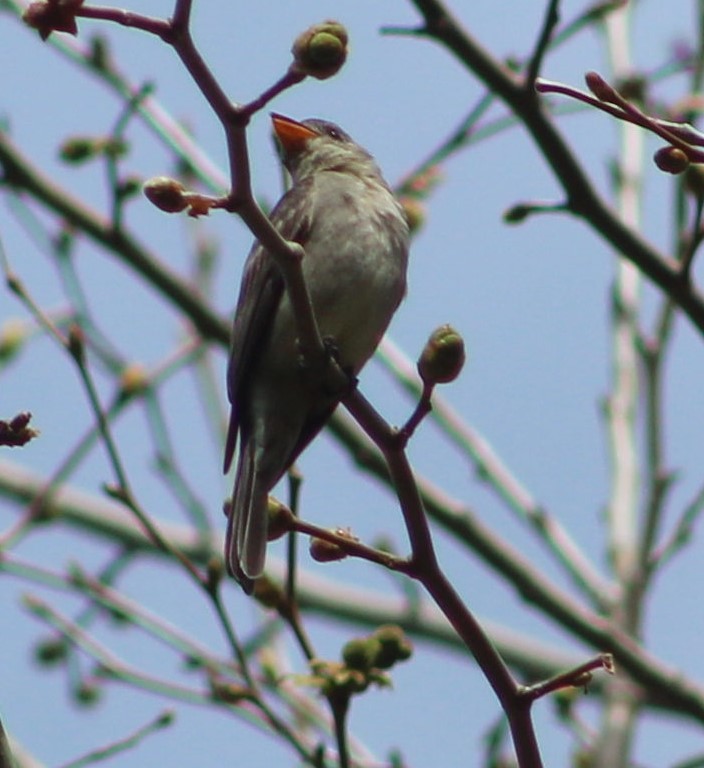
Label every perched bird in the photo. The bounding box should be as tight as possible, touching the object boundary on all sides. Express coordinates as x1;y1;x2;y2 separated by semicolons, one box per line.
224;113;410;593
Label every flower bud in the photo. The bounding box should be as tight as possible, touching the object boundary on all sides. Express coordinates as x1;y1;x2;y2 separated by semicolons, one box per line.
585;71;618;104
399;197;425;234
0;412;38;447
67;323;85;363
372;625;413;669
654;146;690;175
118;175;142;200
343;669;370;694
417;324;466;385
503;203;532;224
252;574;284;609
59;136;127;164
0;319;27;363
309;536;347;563
205;556;225;592
291;21;348;80
34;637;68;666
59;137;99;164
23;0;83;40
89;34;111;71
342;637;380;672
75;681;101;708
143;176;188;213
266;496;294;542
210;680;252;704
119;363;148;397
616;75;646;104
685;165;704;198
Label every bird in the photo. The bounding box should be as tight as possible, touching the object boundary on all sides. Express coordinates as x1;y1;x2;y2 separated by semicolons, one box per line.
223;113;410;593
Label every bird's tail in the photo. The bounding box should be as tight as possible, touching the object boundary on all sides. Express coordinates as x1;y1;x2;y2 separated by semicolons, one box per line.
225;442;269;594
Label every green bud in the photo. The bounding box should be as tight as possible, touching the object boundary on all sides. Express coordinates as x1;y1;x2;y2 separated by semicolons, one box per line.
183;655;204;671
685;165;704;199
399;197;425;234
417;324;466;385
210;680;252;704
119;363;149;397
503;203;532;224
155;711;175;728
205;555;225;592
67;323;85;363
252;574;284;609
616;75;646;104
103;138;128;159
88;34;111;71
343;668;370;694
34;637;68;666
0;319;26;362
74;681;101;708
342;637;380;672
291;21;348;80
118;175;142;200
59;137;100;164
372;625;413;668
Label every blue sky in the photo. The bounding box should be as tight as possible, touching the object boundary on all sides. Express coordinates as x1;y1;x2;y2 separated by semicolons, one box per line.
3;1;704;766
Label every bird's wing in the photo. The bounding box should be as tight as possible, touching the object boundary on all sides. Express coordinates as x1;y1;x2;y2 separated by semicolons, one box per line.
223;180;313;473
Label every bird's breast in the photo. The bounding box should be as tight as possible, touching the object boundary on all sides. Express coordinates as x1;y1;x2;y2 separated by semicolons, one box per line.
267;173;409;375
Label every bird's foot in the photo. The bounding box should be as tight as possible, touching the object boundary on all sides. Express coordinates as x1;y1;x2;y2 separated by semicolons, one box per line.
321;336;357;396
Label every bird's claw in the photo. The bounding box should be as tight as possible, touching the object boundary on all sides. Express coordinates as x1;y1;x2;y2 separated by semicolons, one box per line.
322;336;357;395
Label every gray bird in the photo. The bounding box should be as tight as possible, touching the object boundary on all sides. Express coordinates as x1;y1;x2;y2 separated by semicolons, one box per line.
224;113;409;593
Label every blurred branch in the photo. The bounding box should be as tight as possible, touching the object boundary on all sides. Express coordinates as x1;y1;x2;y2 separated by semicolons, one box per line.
594;7;643;765
0;720;16;768
0;130;229;344
377;337;614;606
1;0;228;190
2;458;703;720
525;0;560;86
56;710;175;768
326;414;704;725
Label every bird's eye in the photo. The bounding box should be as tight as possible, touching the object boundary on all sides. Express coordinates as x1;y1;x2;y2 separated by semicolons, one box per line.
327;127;342;140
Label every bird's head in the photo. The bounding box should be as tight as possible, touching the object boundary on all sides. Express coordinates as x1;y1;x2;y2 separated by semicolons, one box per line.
271;113;381;183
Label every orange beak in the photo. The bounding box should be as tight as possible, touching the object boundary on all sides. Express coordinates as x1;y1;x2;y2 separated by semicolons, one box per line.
271;113;318;154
